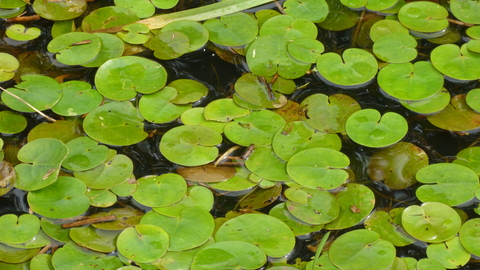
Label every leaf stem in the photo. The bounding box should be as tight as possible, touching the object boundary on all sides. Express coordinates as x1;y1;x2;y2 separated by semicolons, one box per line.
0;86;56;122
61;215;117;228
312;231;331;270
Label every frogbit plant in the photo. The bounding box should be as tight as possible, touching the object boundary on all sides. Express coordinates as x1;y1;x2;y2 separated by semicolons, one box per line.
1;0;480;269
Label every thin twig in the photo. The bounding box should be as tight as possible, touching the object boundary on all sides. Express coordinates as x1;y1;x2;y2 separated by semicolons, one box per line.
351;9;366;48
214;145;241;166
0;86;56;122
61;215;117;228
6;14;41;23
447;18;475;27
274;1;286;14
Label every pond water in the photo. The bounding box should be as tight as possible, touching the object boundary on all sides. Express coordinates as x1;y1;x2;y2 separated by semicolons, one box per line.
1;0;480;269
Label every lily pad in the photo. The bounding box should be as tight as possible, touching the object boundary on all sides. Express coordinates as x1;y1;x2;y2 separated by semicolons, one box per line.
299;93;361;133
415;163;479;206
81;6;139;32
234;73;288;109
83;101;148;146
181;107;227;133
14;138;68;191
160;20;209;53
118;23;150;44
373;33;417;63
369;19;409;42
316;48;378;87
140;208;214;251
160;125;222;166
329;229;396;270
0;0;26;8
153;185;213;217
1;75;62;113
95;56;167;100
286;188;339;225
52;80;103;116
260;15;317;40
450;0;480;24
318;0;358;31
91;206;143;230
453;146;480;176
117;224;169;263
427;94;480;131
204;12;258;47
345;109;408;148
149;31;190;60
399;88;450;114
466;88;480;113
459;218;480;256
224;109;286;146
324;183;375;230
0;52;19;82
0;214;40;244
283;0;329;23
139;86;191;124
287;39;325;63
0;111;27;134
114;0;155;18
367;142;428;189
62;136;109;171
402;202;461;243
0;243;39;264
398;1;448;33
27;119;83;143
27;176;90;219
215;213;295;258
52;242;123;270
245;146;290;181
32;0;87;20
364;209;416;247
48;32;102;66
69;225;119;253
74;154;134;189
431;44;480;81
287;147;350;190
191;241;266;270
169;79;209;105
207;166;257;192
204;98;250;122
132;174;187;208
426;236;470;269
82;33;125;68
86;189;117;208
6;24;41;41
269;203;324;236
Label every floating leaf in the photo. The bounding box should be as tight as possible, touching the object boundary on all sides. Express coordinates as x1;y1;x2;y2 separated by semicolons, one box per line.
415;163;479;206
117;225;169;263
51;20;75;38
1;75;62;113
27;120;83;143
132;174;187;207
402;202;461;243
238;183;282;210
215;213;295;257
234;73;288;109
399;88;450;114
160;125;222;166
0;243;39;264
450;0;480;24
169;79;209;105
453;146;480;176
48;32;102;65
398;1;448;33
95;56;167;100
329;229;396;270
83;101;148;146
191;241;266;270
369;19;409;42
160;20;209;53
269;203;324;236
260;15;317;40
74;154;134;189
287;39;325;63
283;0;329;23
286;188;339;225
14;138;68;191
27;176;90;219
0;214;40;245
40;218;70;243
466;88;480;113
346;109;408;148
431;44;480;81
373;33;417;63
0;52;19;82
207;166;257;192
300;93;361;133
0;161;16;196
69;225;119;253
82;33;125;68
0;0;26;9
318;0;358;31
287;147;349;190
52;242;123;269
204;98;250;122
91;207;143;230
0;111;27;134
6;24;41;41
426;236;470;269
62;136;109;171
86;189;117;208
139;86;191;124
114;0;155;18
427;94;480;131
153;186;214;217
204;12;258;47
117;23;150;44
245;146;290;181
81;6;139;32
149;31;190;60
181;107;227;133
52;80;103;116
364;209;416;247
367;142;428;189
459;218;480;256
141;208;214;251
32;0;87;20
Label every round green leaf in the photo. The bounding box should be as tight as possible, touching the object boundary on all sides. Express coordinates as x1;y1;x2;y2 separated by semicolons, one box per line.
149;31;190;60
417;258;447;270
215;213;295;257
117;225;169;263
459;218;480;256
51;20;75;38
0;52;19;82
153;185;213;217
234;73;288;109
272;121;342;161
318;0;358;31
399;88;450;114
0;6;25;19
450;0;480;24
365;0;398;11
453;146;480;176
139;86;191;124
316;48;378;87
91;206;143;231
245;146;290;181
74;154;134;189
1;75;62;113
269;203;324;236
6;24;41;41
283;0;329;23
204;12;258;47
81;6;139;32
402;202;461;243
398;1;448;33
324;183;375;230
415;163;479;206
14;138;68;191
40;218;70;243
117;23;150;44
369;19;409;42
52;242;123;269
345;109;408;148
204;98;250;122
426;236;470;269
141;208;214;251
27;119;83;143
367;142;428;189
287;147;349;190
95;56;167;100
169;79;208;105
286;188;339;225
132;174;187;208
47;32;101;66
431;44;480;81
364;209;416;247
114;0;155;18
32;0;87;20
86;188;117;208
82;33;125;68
287;39;325;63
62;136;109;171
329;229;396;270
70;225;119;253
0;214;40;244
373;33;417;63
181;107;227;133
0;243;39;264
0;0;26;8
466;88;480;113
207;166;257;192
160;125;222;166
160;20;209;53
427;94;480;131
191;241;266;270
27;176;90;219
0;111;27;134
224;109;286;146
83;101;148;146
260;15;317;40
299;93;361;133
52;80;103;116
